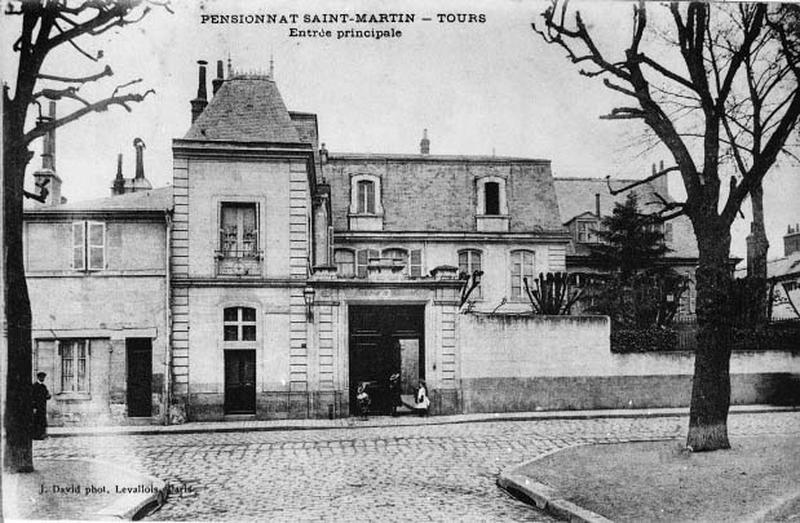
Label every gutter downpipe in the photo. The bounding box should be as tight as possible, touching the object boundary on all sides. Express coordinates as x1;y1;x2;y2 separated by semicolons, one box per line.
164;211;173;425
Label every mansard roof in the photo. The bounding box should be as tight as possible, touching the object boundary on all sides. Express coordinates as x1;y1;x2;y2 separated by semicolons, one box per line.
184;75;302;143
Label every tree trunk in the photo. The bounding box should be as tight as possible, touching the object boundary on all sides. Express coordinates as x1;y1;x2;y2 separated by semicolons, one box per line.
3;103;34;472
686;221;733;451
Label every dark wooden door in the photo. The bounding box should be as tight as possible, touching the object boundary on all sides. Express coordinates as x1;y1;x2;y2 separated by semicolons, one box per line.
126;338;153;417
224;350;256;414
349;306;424;414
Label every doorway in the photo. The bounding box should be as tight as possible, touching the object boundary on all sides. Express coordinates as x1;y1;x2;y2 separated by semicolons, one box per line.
224;350;256;414
348;305;425;415
126;338;153;417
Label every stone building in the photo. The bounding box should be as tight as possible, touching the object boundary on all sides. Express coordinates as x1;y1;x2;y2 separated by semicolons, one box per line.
24;61;796;425
170;61;570;420
25;127;171;424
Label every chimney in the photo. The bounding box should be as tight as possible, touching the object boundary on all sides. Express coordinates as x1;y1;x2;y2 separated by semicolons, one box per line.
212;59;224;95
190;60;208;123
111;153;125;195
595;193;601;217
33;101;62;206
785;223;800;257
420;128;430;155
134;138;145;179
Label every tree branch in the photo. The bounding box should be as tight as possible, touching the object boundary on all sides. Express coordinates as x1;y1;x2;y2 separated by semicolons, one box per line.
605;166;680;196
22;89;155;145
37;65;113;84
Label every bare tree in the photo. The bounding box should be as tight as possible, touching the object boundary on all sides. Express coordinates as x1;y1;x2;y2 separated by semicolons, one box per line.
3;0;170;472
534;1;800;451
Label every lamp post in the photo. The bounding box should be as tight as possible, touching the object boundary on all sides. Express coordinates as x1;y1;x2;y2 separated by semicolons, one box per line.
303;285;316;320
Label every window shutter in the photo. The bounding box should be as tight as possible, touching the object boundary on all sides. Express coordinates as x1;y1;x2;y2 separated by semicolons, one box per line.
72;222;85;270
410;249;422;278
87;222;106;270
357;249;369;278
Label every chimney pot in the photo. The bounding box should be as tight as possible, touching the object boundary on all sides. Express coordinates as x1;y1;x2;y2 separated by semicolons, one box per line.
595;193;601;217
191;60;209;123
420;128;430;155
212;59;224;95
133;138;146;180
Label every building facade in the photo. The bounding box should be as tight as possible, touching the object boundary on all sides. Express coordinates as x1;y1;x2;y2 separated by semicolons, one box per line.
25;61;796;425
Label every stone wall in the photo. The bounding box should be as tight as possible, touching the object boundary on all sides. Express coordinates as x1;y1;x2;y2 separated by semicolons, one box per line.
458;314;800;412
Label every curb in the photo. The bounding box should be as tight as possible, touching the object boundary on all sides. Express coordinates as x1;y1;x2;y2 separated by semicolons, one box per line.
497;447;613;523
88;460;168;520
46;405;798;438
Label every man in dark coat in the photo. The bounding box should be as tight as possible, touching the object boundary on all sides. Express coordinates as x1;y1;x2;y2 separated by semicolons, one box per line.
32;372;51;440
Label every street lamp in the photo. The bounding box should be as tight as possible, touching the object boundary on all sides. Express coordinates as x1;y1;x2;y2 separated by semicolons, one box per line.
303;285;316;320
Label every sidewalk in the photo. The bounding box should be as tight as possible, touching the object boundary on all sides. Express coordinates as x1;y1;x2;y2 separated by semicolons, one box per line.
2;458;167;520
47;404;797;437
500;434;800;522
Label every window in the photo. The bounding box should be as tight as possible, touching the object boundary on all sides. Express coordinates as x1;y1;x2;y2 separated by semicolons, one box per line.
72;221;105;271
356;249;379;278
510;250;535;299
224;307;257;342
334;249;355;277
476;176;508;216
382;248;423;278
577;221;599;243
220;203;259;258
485;182;500;215
59;339;89;393
458;250;482;298
356;180;375;214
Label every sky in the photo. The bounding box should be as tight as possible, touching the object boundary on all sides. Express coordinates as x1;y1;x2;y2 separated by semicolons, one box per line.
3;0;799;262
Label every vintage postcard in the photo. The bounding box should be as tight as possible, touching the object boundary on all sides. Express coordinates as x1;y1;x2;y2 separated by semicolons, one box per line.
2;0;799;520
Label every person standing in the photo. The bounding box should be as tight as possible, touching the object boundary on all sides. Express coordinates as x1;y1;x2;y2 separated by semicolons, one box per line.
32;372;51;440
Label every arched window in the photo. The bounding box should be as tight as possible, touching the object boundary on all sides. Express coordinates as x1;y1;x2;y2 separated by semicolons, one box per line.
223;307;257;341
510;250;535;300
476;176;508;216
458;249;483;298
334;249;355;277
484;182;500;215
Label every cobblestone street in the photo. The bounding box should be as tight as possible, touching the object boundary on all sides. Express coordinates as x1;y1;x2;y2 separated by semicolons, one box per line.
32;412;800;521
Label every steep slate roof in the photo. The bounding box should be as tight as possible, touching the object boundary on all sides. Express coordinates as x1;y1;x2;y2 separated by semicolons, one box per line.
184;75;301;143
554;176;699;258
554;177;671;224
327;155;565;233
25;186;172;213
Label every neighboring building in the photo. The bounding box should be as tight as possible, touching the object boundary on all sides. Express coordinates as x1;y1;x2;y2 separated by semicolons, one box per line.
25;117;171;425
764;225;800;321
554;173;700;316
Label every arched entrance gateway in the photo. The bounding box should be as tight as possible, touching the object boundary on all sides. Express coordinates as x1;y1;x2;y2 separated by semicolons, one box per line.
348;305;425;415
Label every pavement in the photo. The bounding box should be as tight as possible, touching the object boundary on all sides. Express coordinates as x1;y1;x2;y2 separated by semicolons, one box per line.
2;458;167;521
15;406;798;521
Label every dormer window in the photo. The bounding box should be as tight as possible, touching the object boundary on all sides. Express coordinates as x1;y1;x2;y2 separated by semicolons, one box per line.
577;220;599;244
476;176;509;232
485;182;500;215
349;174;383;231
356;180;375;214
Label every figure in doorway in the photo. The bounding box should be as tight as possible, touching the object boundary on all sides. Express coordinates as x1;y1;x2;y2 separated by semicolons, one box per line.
32;372;52;440
415;380;430;416
356;382;371;420
388;372;402;417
